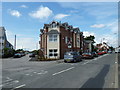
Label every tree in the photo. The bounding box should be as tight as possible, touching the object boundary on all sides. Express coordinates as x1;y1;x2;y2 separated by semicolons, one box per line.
3;48;15;58
84;35;95;43
15;49;24;53
31;50;39;55
84;35;96;52
109;46;114;51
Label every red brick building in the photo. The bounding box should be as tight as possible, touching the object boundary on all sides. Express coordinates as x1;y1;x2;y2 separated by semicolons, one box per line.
39;21;84;59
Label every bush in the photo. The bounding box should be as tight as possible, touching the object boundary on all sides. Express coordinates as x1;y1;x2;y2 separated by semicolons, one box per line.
2;48;15;58
38;56;57;61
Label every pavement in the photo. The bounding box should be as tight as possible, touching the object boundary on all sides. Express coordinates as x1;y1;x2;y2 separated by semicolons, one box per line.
1;53;118;89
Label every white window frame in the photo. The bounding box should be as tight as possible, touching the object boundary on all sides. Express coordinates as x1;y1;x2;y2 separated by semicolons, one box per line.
49;49;58;57
65;36;68;44
49;34;58;42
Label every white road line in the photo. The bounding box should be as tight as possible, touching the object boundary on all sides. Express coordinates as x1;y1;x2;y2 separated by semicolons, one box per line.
3;79;13;82
82;60;92;65
13;80;19;83
1;80;19;88
33;72;37;73
0;84;3;87
12;84;26;90
52;67;74;76
8;80;19;86
6;77;11;79
37;73;42;75
37;71;48;75
25;74;30;76
115;61;117;63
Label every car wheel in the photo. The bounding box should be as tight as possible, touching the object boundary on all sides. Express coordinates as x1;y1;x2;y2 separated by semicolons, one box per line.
74;59;77;63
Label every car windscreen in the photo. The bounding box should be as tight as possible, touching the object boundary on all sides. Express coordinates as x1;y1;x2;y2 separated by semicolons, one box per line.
65;52;73;55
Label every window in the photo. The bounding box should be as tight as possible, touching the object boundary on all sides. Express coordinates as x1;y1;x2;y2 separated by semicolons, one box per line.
65;36;68;44
49;49;53;52
49;34;57;42
70;38;72;42
52;23;56;28
54;49;57;52
49;49;58;57
49;53;53;56
54;53;58;56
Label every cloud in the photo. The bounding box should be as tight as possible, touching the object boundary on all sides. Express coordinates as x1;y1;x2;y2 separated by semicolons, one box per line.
16;37;39;51
90;24;105;28
83;31;95;37
9;9;21;17
69;10;79;13
6;30;39;51
20;5;28;8
95;34;118;47
82;30;117;47
54;14;70;20
107;20;118;34
29;5;53;19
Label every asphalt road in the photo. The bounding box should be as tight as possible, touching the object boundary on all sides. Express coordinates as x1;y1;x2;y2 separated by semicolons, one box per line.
1;53;117;89
118;53;120;88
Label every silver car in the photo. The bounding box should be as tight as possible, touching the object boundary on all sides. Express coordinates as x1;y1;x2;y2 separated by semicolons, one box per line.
64;51;82;63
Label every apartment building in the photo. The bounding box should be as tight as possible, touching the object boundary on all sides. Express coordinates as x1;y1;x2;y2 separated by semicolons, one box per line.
0;27;13;57
39;21;84;59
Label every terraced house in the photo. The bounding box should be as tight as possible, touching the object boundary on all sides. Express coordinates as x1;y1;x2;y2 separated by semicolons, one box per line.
39;21;84;59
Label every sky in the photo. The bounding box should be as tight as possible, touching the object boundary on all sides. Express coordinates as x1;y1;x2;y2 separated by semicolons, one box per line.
2;2;118;51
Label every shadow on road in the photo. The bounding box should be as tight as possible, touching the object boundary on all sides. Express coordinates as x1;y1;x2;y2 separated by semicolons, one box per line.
81;64;110;88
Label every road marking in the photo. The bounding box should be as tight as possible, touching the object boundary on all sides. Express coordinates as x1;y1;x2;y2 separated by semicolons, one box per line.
33;72;37;73
3;79;13;83
13;80;19;83
11;84;26;90
1;80;19;88
82;60;92;65
0;84;3;87
52;67;74;76
115;62;117;64
37;71;48;75
6;77;11;79
37;73;42;74
25;74;30;76
8;80;19;86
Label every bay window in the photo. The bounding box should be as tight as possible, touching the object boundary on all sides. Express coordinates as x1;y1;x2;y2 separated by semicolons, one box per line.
49;34;58;42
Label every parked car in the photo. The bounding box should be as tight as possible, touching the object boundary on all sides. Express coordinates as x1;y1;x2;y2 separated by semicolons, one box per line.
91;52;98;57
82;53;94;59
64;51;82;63
108;50;112;54
20;53;25;56
29;53;35;57
101;51;107;54
13;53;22;58
97;51;104;55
